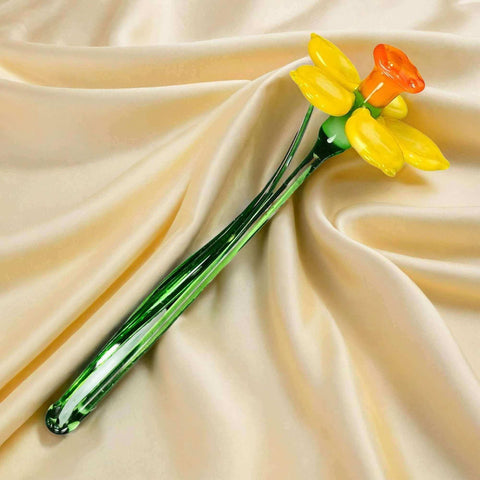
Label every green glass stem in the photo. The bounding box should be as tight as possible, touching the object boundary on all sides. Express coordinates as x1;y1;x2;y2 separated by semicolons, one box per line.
45;107;345;435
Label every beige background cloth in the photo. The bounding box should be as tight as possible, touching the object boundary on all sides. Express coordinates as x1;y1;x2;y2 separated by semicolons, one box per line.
0;1;480;478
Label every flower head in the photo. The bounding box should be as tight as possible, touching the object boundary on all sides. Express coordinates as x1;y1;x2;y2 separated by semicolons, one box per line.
290;34;449;177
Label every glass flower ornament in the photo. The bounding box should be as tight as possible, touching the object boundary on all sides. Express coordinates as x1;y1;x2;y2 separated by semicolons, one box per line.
45;35;448;435
291;35;449;176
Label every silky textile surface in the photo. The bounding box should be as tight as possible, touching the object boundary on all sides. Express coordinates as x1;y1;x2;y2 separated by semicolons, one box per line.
0;1;480;479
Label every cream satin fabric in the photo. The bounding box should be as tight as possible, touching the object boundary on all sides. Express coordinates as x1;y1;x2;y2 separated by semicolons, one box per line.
1;1;480;479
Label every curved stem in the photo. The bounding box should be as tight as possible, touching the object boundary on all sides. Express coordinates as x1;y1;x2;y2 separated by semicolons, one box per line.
119;105;315;325
45;110;344;435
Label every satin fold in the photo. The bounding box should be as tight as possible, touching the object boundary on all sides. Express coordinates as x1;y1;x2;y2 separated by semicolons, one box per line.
0;1;479;479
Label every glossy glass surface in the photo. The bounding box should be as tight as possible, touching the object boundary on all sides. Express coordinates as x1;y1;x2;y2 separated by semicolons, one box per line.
359;44;425;107
45;106;344;435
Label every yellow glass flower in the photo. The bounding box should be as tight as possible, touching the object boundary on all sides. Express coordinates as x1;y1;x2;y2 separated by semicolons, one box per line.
290;34;449;177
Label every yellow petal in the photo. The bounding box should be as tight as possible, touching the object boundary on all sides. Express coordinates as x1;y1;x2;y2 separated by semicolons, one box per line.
345;108;404;177
290;65;355;116
382;95;408;119
384;118;450;171
308;33;360;91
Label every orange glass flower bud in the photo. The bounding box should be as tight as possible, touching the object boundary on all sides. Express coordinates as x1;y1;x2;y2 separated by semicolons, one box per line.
359;44;425;108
